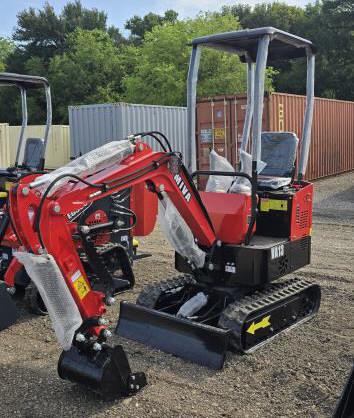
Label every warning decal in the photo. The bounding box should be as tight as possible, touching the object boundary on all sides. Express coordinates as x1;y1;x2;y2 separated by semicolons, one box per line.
71;270;90;300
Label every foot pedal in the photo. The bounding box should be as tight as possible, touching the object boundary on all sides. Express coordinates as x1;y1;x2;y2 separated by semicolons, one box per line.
0;282;19;331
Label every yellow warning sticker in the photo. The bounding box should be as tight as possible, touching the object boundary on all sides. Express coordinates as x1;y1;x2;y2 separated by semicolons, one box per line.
214;128;225;140
260;199;288;212
4;182;12;191
247;315;271;335
71;270;90;300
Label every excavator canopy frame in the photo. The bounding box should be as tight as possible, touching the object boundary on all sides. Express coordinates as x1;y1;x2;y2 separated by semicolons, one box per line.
0;72;52;170
187;27;316;180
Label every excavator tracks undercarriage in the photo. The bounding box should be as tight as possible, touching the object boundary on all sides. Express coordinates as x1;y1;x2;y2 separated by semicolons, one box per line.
117;276;321;369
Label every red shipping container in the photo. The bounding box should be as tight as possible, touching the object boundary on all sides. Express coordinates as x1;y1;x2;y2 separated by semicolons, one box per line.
196;93;354;181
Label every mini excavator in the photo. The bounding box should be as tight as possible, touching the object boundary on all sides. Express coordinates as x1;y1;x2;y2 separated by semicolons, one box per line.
0;28;320;397
116;27;321;368
0;73;137;320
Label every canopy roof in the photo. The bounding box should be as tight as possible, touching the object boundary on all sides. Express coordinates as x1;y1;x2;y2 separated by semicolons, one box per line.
0;73;49;89
191;27;316;62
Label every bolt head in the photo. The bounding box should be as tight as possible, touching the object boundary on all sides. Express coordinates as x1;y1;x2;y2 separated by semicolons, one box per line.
216;240;222;247
22;187;29;196
53;203;61;214
75;333;86;342
208;263;214;271
6;287;16;296
80;226;90;235
92;342;102;351
102;329;112;338
105;296;115;306
98;317;108;326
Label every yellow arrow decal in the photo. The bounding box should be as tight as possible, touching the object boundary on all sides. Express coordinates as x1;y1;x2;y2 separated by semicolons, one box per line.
247;315;271;335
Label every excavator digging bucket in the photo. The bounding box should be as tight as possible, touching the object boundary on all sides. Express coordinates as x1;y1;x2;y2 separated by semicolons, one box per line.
0;282;19;331
58;344;147;399
116;301;230;370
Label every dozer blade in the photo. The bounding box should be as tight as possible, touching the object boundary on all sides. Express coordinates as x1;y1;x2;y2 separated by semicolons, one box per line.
58;344;147;398
116;301;230;370
0;282;19;331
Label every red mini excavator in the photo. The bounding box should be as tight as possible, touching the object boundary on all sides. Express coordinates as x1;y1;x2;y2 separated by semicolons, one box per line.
0;73;137;320
116;27;321;369
0;27;320;397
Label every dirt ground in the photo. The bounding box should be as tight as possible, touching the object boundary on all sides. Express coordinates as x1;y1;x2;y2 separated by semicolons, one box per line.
0;172;353;418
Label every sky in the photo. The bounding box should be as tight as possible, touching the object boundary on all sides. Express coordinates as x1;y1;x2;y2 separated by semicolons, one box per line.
0;0;310;38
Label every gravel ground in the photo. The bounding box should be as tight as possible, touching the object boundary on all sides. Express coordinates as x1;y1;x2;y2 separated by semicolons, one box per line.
0;172;353;417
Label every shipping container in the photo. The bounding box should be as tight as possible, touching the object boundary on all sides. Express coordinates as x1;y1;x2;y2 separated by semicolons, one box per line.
0;124;70;169
69;102;188;162
0;123;10;167
196;93;354;181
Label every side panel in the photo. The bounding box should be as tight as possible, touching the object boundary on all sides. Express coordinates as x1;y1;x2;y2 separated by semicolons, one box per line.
290;182;313;240
131;183;158;236
176;236;311;286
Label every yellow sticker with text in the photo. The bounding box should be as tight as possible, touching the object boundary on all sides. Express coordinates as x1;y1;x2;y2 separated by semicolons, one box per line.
214;128;225;140
71;270;90;300
260;198;288;212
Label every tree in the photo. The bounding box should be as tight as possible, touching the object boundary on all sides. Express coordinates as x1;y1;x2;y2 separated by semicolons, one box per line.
12;1;123;62
123;13;275;107
47;29;124;123
318;0;354;100
125;10;178;44
0;38;14;71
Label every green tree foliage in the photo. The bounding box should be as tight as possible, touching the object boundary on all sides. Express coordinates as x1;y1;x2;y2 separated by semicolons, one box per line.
1;0;353;126
223;1;354;101
125;10;179;44
318;0;354;100
12;0;123;62
123;13;275;106
0;38;14;71
47;29;124;122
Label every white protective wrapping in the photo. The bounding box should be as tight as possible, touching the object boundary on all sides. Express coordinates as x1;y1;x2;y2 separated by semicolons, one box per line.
14;252;83;350
205;150;234;193
32;140;135;195
176;292;208;318
158;194;206;268
230;150;266;195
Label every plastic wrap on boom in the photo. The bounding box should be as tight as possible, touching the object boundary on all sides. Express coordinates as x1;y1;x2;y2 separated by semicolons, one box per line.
158;194;206;268
14;252;83;350
35;140;135;195
205;150;234;193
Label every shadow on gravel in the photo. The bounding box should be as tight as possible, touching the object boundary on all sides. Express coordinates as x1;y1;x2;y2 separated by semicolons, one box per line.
0;363;124;417
314;184;354;219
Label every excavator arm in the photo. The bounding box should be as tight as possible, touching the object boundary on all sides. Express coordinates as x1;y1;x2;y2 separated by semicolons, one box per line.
5;138;219;396
10;141;216;324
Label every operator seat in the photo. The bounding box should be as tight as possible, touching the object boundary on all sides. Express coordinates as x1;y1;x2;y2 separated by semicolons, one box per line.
258;132;299;189
22;137;45;170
